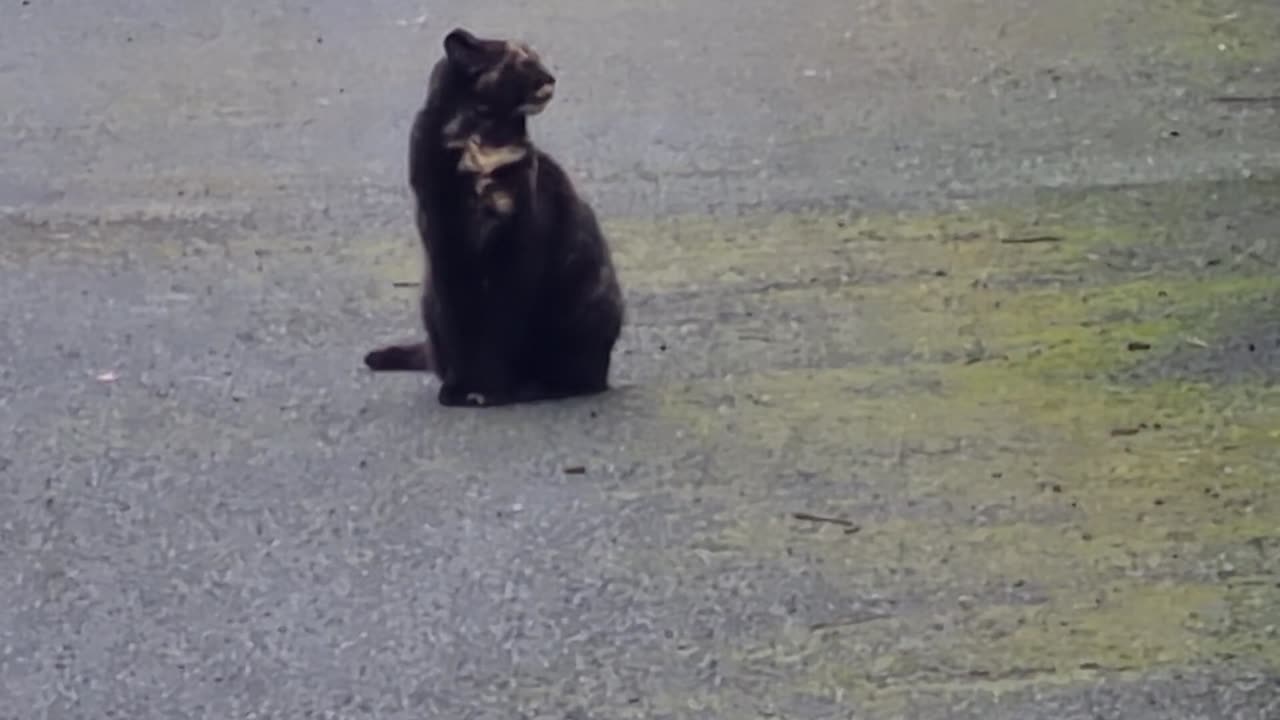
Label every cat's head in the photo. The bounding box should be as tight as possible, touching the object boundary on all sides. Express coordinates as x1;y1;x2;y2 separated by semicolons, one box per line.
442;28;556;117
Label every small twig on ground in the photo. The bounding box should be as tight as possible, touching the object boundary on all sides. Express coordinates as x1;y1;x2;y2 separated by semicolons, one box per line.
1246;250;1277;268
563;465;587;475
810;613;892;632
1000;235;1064;245
392;281;420;288
1211;95;1280;105
792;512;859;532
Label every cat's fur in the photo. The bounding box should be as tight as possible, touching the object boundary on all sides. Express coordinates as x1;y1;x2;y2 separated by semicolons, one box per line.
364;28;624;408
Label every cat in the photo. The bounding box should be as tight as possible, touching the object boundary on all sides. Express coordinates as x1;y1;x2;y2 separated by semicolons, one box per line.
364;28;625;408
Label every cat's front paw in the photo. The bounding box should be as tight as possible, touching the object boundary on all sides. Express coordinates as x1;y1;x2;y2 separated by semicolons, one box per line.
438;383;490;407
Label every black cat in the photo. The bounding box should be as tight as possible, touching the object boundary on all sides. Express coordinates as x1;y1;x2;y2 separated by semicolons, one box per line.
364;28;624;408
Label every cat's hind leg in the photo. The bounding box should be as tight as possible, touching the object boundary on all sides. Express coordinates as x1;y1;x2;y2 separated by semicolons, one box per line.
529;340;613;401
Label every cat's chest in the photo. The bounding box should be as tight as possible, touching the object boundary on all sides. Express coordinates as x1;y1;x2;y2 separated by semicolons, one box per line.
441;116;528;220
458;141;525;216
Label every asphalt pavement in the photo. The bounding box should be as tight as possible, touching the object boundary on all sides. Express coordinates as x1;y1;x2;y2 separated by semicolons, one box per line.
2;1;1279;718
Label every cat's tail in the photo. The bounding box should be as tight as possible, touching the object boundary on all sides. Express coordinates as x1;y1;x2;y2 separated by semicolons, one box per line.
364;341;434;372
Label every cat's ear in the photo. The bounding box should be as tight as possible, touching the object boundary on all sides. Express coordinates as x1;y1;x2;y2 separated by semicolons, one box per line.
443;28;492;73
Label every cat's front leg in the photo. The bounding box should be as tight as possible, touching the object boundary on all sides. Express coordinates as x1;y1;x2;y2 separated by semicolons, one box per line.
436;349;519;407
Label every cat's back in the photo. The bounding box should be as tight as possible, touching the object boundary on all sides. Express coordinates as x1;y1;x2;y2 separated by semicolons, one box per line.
529;144;620;305
530;145;603;235
408;59;466;189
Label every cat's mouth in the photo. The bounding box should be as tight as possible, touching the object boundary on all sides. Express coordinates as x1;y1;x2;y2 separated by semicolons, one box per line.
517;82;555;115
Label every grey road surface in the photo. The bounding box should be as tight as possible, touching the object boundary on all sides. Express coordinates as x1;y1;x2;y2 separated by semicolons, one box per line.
2;1;1279;718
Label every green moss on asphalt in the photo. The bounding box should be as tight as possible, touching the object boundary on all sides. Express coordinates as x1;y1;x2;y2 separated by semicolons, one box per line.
643;177;1279;708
